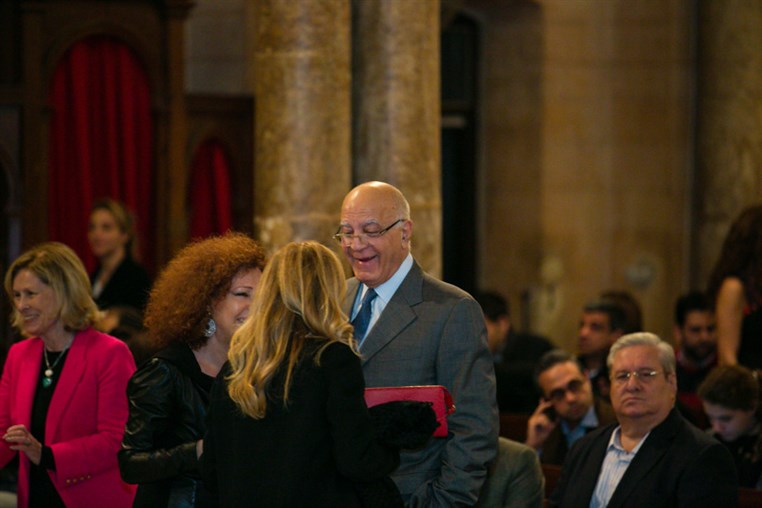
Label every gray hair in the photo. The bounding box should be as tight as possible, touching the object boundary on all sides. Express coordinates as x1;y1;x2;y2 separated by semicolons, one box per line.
607;332;676;375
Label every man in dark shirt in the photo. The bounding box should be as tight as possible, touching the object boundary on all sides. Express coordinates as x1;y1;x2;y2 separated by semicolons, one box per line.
577;299;626;400
475;291;554;414
673;291;717;428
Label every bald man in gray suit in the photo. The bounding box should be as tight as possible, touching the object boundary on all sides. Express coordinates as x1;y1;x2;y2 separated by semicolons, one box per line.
337;181;498;507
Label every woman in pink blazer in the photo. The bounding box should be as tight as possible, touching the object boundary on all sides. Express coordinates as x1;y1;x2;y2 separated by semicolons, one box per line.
0;242;136;508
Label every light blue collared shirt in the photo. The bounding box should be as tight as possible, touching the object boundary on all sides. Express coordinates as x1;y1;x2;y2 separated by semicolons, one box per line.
590;427;650;508
351;253;414;349
561;404;600;449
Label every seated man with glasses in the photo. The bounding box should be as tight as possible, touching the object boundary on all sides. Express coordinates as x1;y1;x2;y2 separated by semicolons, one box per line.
526;350;616;465
550;332;738;508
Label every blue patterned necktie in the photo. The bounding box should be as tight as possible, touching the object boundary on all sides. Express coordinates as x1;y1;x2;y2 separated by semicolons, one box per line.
352;288;377;346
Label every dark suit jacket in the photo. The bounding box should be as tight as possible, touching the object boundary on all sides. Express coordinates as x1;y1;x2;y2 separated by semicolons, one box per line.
549;408;739;508
201;341;399;508
344;261;498;507
541;397;617;465
495;332;554;414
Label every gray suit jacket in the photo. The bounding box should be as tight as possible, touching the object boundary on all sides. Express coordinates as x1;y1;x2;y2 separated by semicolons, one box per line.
344;261;498;507
475;437;544;508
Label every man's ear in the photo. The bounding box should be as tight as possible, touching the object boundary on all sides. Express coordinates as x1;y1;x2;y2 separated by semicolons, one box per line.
672;325;683;348
401;220;413;242
499;315;511;336
667;371;678;392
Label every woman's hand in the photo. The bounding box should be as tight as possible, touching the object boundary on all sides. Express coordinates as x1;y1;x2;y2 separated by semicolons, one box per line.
4;424;43;465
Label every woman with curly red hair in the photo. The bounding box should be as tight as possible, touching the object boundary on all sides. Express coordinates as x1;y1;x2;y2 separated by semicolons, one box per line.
119;232;266;507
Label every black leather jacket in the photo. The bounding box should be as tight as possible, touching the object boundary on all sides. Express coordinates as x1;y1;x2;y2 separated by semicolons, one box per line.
119;343;217;508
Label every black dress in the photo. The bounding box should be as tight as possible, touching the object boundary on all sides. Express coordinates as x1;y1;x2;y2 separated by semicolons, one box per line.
494;331;555;413
119;343;217;508
201;340;400;508
90;256;151;311
738;299;762;371
29;350;68;508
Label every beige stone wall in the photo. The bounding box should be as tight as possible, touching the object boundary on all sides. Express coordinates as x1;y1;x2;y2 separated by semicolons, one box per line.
695;0;762;287
470;0;693;349
185;0;250;94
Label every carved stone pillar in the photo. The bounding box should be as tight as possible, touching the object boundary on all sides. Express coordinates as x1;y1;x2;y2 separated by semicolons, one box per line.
695;1;762;284
160;0;194;263
352;0;442;276
252;0;351;253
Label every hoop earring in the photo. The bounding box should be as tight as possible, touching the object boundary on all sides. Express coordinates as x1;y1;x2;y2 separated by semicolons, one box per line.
203;317;217;338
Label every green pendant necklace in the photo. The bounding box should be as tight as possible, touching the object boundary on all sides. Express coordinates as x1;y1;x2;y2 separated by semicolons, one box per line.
42;347;68;389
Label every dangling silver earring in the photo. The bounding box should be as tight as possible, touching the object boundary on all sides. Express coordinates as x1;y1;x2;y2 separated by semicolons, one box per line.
203;317;217;338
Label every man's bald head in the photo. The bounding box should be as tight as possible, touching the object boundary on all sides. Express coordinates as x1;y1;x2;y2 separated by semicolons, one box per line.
338;181;413;288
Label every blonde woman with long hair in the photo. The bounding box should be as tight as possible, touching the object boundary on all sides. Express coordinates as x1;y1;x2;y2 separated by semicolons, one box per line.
201;241;401;507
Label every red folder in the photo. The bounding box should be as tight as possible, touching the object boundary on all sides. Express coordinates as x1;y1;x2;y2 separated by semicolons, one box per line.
364;385;455;437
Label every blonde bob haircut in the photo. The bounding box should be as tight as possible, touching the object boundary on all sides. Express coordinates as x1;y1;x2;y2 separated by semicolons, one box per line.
4;242;100;335
227;241;355;419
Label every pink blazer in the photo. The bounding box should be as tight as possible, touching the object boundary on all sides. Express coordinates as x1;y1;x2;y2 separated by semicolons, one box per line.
0;328;136;508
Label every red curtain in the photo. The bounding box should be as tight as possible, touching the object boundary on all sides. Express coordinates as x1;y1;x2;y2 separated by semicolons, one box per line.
47;35;153;272
188;138;233;239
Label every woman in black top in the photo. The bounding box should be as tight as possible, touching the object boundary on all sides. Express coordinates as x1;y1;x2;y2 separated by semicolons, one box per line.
119;233;266;507
88;198;151;312
707;205;762;369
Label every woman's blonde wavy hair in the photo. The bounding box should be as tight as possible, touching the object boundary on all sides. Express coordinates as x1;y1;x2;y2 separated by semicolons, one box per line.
226;241;355;419
4;242;100;334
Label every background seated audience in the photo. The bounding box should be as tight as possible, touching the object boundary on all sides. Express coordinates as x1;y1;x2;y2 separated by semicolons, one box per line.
525;350;616;465
119;232;266;507
0;242;136;508
698;364;762;489
475;290;554;414
550;332;738;507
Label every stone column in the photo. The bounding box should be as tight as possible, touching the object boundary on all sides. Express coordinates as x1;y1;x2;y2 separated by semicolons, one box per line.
160;0;194;263
252;0;351;254
352;0;442;276
695;1;762;284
